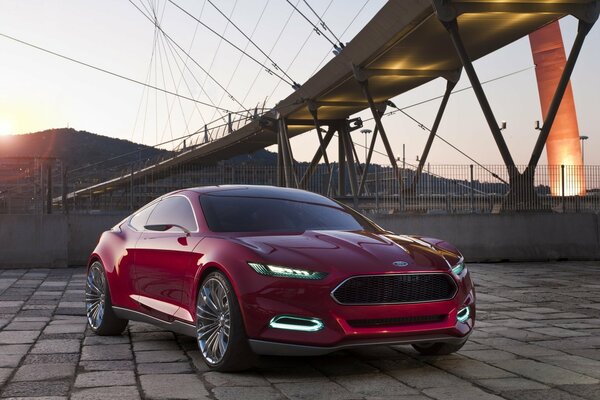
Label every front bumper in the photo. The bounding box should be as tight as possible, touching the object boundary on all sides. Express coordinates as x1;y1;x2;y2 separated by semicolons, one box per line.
239;270;476;353
249;333;470;356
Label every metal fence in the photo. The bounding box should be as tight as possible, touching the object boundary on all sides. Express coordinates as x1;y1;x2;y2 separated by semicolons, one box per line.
2;158;599;215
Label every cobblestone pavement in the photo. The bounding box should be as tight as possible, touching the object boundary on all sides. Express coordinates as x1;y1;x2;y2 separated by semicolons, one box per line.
1;262;600;399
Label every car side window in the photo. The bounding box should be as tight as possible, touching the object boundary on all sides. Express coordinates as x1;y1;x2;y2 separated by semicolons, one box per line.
146;196;198;232
129;203;157;231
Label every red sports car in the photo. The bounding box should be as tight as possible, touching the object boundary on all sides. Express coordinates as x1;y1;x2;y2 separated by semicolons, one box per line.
86;185;475;371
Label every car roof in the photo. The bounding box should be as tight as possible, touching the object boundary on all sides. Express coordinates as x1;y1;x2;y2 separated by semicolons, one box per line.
188;185;338;206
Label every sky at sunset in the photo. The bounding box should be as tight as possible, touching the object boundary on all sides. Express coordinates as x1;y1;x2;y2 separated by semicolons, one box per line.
0;0;598;166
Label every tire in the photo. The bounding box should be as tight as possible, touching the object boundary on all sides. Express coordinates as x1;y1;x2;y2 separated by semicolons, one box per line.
412;340;466;356
196;271;255;371
85;261;128;336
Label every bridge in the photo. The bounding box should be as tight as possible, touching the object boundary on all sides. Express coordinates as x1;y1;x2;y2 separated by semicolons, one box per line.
60;0;599;209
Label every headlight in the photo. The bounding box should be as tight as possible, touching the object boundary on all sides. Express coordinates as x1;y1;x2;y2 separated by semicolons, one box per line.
451;260;466;276
247;262;327;280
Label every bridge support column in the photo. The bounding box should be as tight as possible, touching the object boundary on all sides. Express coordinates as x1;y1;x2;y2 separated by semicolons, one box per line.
412;73;460;189
432;0;598;208
300;102;334;195
277;117;298;188
353;67;403;193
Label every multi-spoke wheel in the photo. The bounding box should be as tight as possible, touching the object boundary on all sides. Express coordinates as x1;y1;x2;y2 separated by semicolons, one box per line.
85;261;128;336
196;271;255;371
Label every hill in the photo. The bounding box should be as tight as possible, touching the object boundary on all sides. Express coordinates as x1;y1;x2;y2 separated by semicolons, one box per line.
0;128;169;170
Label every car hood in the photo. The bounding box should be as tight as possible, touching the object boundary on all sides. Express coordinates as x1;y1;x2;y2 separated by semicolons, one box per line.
232;230;461;275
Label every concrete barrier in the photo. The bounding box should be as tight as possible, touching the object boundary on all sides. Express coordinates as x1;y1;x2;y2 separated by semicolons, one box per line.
371;213;600;262
0;212;598;267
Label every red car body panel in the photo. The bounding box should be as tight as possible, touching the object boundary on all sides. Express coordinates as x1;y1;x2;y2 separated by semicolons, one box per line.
89;186;475;354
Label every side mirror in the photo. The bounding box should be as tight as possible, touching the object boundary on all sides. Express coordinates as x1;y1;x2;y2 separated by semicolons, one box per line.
144;224;191;236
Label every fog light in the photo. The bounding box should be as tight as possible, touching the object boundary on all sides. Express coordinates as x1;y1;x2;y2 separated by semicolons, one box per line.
457;306;470;323
269;315;324;332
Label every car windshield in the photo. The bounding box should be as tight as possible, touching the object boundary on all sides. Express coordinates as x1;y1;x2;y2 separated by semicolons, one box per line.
200;195;379;233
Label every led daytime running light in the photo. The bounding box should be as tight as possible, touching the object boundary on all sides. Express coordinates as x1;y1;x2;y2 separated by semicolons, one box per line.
269;315;324;332
452;262;466;276
457;306;470;323
248;262;327;280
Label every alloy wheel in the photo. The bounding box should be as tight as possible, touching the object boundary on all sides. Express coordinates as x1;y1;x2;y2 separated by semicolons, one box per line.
196;277;231;364
85;263;106;330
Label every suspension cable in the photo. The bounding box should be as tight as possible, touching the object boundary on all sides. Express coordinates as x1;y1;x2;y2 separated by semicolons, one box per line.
206;0;300;89
128;0;248;112
301;0;344;48
284;0;339;50
166;0;298;88
0;30;239;113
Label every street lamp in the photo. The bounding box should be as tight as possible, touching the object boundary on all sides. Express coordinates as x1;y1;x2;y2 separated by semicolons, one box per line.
580;135;589;164
360;129;372;162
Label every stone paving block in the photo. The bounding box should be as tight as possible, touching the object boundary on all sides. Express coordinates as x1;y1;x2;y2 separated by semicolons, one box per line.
81;344;132;361
334;373;419;397
528;327;590;338
70;386;141;400
12;363;76;382
82;335;130;345
491;359;598;385
212;386;286;400
275;381;363;400
0;367;11;385
23;353;79;365
204;371;270;386
4;321;46;331
423;385;506;400
132;340;181;351
74;370;136;388
501;388;588;400
371;360;470;389
311;357;378;376
1;380;71;397
260;363;327;383
140;374;209;399
79;360;135;371
137;361;192;374
559;384;600;400
134;349;188;363
476;377;550;392
43;323;86;334
431;359;516;380
532;355;600;379
0;330;40;344
31;339;80;354
460;349;517;362
0;344;30;355
0;354;23;368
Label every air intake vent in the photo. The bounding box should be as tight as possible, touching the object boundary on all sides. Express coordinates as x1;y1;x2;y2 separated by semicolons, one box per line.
348;314;446;328
332;273;457;305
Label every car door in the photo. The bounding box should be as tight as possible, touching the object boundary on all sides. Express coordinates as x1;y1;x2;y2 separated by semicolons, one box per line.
134;195;202;321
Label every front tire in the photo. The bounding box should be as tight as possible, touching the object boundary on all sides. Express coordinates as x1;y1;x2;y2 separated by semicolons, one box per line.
85;261;128;336
196;271;255;371
412;340;466;356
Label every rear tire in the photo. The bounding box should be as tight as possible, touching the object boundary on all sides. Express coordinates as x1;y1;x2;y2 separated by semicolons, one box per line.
196;271;255;371
85;261;128;336
412;340;466;356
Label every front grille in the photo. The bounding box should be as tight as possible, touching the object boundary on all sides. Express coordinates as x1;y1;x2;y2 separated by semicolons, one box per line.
348;314;446;328
332;273;457;305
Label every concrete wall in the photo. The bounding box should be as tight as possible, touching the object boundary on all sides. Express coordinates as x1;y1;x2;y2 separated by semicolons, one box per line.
371;213;600;262
0;213;127;268
0;213;598;267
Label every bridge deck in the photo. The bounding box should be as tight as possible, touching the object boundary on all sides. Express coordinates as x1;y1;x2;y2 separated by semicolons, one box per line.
69;0;592;198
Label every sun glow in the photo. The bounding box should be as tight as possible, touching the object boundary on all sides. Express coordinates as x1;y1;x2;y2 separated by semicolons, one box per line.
0;119;13;136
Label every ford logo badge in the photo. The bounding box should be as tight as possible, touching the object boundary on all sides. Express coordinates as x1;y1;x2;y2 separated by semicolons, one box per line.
393;261;409;267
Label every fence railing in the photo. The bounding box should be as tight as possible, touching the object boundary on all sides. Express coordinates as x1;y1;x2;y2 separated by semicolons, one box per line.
2;159;599;214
